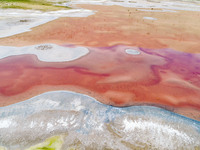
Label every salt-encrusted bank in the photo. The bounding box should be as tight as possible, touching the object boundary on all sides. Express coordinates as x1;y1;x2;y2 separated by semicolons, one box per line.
0;91;199;150
0;44;89;62
0;9;95;38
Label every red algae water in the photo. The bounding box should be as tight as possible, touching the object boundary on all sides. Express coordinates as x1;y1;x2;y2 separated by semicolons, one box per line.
0;45;199;111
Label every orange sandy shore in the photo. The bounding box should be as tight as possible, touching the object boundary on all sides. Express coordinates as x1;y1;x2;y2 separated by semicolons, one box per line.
1;5;200;53
0;5;200;120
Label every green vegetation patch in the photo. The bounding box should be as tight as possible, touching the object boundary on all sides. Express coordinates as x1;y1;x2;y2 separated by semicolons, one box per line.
0;0;70;11
0;146;7;150
26;135;64;150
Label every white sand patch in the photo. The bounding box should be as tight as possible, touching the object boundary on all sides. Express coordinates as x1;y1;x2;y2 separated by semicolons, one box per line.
143;16;157;20
0;44;89;62
0;9;95;38
68;0;200;11
125;48;141;55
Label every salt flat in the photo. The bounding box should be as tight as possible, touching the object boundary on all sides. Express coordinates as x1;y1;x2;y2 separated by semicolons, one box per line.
0;44;89;62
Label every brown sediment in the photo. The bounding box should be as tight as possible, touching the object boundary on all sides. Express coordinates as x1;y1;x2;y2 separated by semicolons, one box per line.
0;5;200;53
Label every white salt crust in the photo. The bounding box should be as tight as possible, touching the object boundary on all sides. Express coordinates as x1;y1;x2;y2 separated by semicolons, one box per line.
0;91;199;150
0;44;89;62
0;9;95;38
